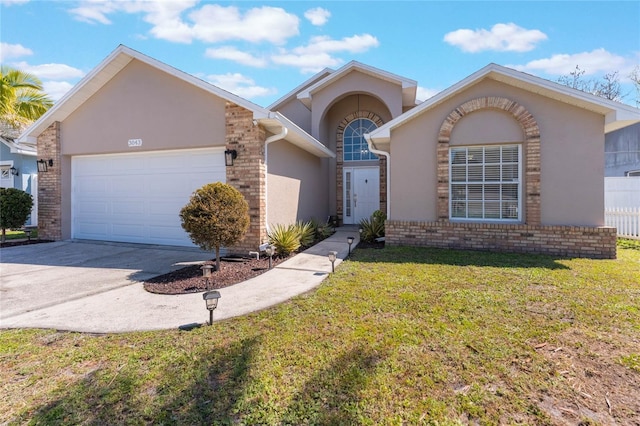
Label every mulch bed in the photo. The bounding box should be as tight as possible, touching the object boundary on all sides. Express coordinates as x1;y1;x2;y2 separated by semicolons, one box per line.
143;255;289;295
0;239;53;248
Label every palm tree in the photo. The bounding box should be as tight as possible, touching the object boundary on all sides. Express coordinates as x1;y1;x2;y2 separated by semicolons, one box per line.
0;65;53;134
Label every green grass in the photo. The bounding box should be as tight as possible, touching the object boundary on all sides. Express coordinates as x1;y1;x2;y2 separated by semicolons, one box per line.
1;241;639;424
2;228;38;240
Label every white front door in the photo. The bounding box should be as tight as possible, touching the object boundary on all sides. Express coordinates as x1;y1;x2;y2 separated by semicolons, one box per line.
343;167;380;224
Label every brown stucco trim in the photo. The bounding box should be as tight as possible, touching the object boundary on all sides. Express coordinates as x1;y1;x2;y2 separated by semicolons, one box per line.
437;97;541;225
336;110;386;222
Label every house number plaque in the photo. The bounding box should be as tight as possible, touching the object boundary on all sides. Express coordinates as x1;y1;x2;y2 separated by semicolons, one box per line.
128;138;143;147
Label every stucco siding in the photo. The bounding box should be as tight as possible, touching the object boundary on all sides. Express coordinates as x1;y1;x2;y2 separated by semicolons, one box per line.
388;79;605;227
311;71;403;140
276;98;312;134
61;59;227;156
267;139;328;227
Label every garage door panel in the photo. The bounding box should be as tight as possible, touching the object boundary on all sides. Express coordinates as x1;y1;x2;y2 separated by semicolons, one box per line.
73;148;225;246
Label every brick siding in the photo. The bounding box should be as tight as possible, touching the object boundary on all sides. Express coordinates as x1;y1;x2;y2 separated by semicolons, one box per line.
225;102;267;254
36;122;62;241
386;220;617;259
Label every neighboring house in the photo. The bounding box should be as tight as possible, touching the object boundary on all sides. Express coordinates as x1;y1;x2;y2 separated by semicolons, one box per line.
0;134;38;226
605;122;640;176
18;45;640;258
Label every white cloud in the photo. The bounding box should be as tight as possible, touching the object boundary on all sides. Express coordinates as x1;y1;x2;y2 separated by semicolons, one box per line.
293;34;379;55
304;7;330;26
416;86;440;102
12;61;85;80
0;42;33;61
189;5;299;44
508;48;631;76
207;72;276;99
444;23;547;53
69;2;300;45
273;34;380;73
271;51;343;73
204;46;267;68
0;0;30;5
42;81;75;102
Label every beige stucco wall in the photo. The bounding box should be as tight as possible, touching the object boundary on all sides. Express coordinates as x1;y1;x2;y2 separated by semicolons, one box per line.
267;139;329;227
62;59;227;155
275;98;312;134
389;79;605;226
310;70;404;140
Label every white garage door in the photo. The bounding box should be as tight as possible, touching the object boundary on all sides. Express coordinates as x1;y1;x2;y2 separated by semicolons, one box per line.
72;148;226;247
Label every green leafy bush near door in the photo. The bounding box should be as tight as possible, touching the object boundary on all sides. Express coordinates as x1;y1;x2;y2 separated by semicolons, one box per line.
359;210;386;243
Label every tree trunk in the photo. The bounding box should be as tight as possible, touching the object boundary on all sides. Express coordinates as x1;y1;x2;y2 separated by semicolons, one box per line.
1;228;5;243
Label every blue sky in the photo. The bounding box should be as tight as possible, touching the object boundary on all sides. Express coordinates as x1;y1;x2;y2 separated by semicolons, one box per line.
2;1;639;106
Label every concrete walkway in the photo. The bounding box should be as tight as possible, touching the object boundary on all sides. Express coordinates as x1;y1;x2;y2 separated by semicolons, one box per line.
0;228;359;333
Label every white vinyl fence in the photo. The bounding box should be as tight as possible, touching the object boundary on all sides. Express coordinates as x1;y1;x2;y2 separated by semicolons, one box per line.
605;177;640;239
605;207;640;239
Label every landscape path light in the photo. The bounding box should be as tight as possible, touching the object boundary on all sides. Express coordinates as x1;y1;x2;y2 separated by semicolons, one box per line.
347;236;354;256
328;251;337;273
202;290;221;325
264;244;274;270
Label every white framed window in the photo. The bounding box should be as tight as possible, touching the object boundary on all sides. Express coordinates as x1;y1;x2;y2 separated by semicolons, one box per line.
343;118;378;162
450;144;522;221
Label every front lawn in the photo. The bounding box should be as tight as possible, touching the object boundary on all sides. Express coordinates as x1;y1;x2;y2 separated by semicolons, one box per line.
1;240;639;424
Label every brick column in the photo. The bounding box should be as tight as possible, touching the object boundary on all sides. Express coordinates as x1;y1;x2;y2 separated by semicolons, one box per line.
225;103;266;253
37;122;62;241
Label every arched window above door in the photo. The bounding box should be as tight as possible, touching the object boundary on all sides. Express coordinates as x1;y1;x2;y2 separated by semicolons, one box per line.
343;118;378;161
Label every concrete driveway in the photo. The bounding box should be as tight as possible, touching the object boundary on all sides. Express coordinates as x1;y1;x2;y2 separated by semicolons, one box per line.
0;230;357;333
0;241;211;328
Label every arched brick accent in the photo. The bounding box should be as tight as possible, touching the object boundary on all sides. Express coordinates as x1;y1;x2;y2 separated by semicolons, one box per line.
437;97;541;225
336;111;386;221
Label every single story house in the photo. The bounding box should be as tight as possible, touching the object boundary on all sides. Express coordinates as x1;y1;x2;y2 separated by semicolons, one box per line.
17;45;640;258
1;133;38;226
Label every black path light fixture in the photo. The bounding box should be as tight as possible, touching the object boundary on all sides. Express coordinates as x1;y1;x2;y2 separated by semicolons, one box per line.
328;251;338;273
224;149;238;166
37;159;53;172
202;290;221;325
347;236;354;256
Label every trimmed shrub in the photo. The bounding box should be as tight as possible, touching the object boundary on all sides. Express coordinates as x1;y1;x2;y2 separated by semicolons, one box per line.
359;210;386;243
180;182;249;271
0;188;33;242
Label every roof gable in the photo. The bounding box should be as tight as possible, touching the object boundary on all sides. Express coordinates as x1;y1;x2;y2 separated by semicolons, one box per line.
296;61;417;109
369;63;640;144
18;45;271;143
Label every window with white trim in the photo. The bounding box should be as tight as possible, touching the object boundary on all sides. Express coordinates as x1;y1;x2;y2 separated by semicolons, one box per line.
450;144;521;221
343;118;378;161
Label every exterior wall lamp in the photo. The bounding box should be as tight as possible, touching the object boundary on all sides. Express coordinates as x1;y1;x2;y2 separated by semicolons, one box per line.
224;149;238;166
37;159;53;172
10;166;18;176
202;290;221;325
